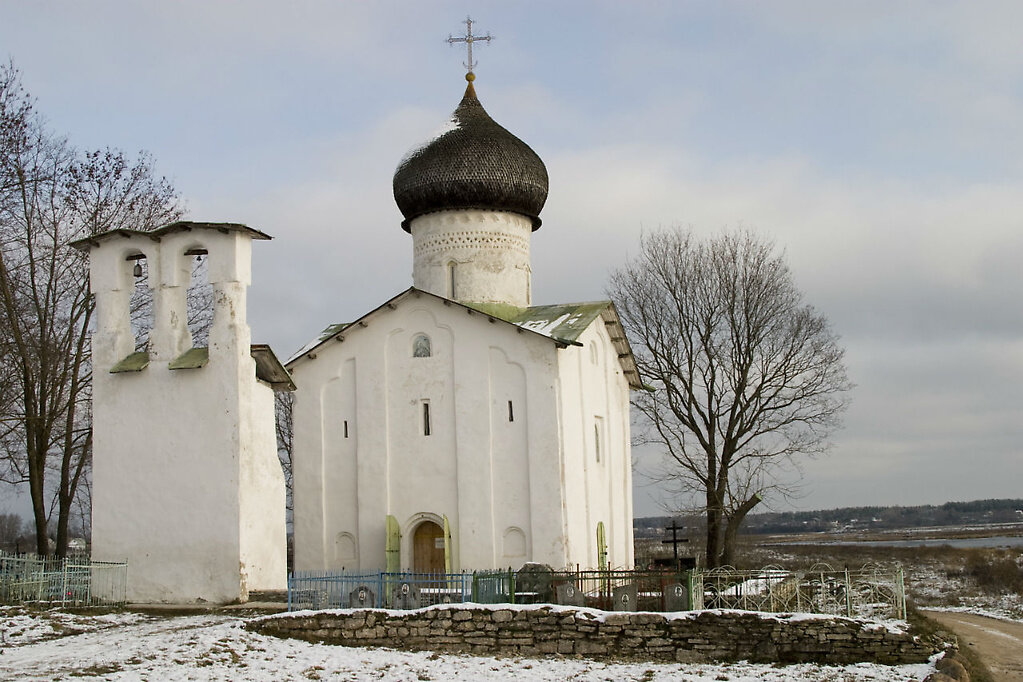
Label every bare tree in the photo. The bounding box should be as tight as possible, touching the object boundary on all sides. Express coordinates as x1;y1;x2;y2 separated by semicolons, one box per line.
609;228;852;568
275;390;294;519
0;62;181;555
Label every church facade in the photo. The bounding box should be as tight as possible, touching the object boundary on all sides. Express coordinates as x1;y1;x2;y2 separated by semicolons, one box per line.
290;73;639;573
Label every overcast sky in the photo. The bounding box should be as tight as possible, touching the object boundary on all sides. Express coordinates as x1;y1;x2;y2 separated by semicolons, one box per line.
3;2;1021;518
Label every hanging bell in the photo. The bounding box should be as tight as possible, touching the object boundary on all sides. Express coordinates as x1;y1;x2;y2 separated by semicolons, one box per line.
133;261;143;278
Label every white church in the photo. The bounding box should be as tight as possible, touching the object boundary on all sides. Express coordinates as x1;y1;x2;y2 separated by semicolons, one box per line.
81;30;640;603
289;70;640;574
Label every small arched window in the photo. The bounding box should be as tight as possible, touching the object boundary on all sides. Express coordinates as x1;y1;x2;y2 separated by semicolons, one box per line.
413;334;432;358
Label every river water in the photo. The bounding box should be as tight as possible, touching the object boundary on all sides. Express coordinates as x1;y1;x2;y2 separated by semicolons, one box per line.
774;535;1023;549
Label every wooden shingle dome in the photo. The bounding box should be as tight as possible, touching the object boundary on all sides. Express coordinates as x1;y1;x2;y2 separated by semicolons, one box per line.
393;75;549;232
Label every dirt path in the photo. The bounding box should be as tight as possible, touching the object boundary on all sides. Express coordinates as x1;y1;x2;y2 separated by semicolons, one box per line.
922;610;1023;682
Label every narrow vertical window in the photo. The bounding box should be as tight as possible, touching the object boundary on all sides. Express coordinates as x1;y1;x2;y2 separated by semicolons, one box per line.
343;420;349;439
594;424;601;462
447;261;457;299
508;400;514;422
422;401;431;436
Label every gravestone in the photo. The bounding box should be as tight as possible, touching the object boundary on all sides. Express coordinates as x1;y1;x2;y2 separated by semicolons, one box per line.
391;581;421;610
612;583;638;611
515;562;554;603
555;582;585;607
349;585;375;608
664;582;688;611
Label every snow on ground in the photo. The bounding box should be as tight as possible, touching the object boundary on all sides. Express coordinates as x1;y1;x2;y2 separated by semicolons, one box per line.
924;603;1023;625
904;558;1023;621
0;606;148;646
1;609;937;681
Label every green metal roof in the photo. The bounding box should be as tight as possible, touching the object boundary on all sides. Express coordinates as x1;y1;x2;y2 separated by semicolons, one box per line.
109;352;150;373
168;347;209;370
286;288;641;389
506;302;610;345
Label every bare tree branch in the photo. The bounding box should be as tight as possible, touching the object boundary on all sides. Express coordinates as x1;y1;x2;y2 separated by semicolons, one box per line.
0;61;182;555
275;391;294;521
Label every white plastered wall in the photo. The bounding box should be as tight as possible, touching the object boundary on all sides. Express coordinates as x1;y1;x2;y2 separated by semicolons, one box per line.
89;228;286;603
409;210;533;307
291;294;569;572
555;317;635;570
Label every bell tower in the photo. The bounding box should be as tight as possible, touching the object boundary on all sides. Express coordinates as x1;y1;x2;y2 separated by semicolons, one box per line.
77;221;291;604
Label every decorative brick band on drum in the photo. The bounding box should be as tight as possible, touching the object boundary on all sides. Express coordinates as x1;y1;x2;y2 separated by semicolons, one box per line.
249;605;936;664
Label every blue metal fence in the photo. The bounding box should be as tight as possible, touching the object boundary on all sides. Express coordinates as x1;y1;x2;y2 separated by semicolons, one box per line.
288;570;473;610
288;565;904;617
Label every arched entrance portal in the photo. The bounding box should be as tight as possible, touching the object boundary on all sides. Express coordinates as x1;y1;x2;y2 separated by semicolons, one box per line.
413;520;445;573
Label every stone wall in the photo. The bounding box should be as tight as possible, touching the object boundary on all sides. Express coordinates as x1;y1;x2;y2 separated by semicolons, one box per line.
249;605;936;664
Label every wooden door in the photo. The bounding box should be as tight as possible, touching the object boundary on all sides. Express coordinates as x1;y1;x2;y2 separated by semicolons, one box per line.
413;521;445;573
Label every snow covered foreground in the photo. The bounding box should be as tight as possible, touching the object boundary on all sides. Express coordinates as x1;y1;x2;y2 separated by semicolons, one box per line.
1;608;938;681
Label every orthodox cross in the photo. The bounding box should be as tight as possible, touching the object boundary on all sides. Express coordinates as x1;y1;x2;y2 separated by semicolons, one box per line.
447;16;493;74
661;519;690;567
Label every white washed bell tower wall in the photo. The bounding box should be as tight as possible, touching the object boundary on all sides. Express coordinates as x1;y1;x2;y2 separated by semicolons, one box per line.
86;223;286;604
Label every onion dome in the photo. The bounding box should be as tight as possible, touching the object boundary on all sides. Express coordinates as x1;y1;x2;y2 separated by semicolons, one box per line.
393;73;549;232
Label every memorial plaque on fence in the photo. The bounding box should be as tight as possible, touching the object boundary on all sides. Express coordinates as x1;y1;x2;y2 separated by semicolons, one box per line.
391;581;421;610
612;583;638;612
555;582;585;607
349;585;375;608
664;582;688;611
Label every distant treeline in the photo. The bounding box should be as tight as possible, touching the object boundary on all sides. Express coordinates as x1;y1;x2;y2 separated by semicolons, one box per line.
634;498;1023;537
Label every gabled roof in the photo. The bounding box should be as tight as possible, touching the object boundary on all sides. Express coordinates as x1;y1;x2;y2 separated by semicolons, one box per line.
70;221;272;251
287;287;642;389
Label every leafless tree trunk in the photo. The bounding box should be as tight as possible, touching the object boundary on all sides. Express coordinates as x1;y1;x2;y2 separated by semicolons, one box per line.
0;62;181;555
608;228;852;568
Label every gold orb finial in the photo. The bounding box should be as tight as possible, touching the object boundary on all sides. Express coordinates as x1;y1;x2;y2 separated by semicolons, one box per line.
466;72;476;82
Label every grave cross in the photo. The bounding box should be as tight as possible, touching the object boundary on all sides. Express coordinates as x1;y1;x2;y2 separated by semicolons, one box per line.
661;519;690;567
446;16;493;74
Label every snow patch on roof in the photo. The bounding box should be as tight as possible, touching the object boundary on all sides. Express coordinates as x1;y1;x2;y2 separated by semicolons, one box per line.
398;116;461;166
517;312;574;336
288;322;349;363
